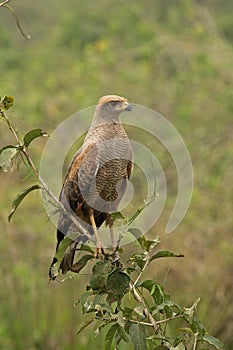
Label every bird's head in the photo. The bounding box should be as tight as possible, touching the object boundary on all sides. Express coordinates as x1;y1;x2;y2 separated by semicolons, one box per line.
94;95;132;124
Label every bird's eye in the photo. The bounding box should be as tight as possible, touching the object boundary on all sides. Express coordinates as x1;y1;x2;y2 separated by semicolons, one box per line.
110;101;118;107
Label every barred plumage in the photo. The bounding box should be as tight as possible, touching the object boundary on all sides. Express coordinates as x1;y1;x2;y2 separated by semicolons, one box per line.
49;95;133;279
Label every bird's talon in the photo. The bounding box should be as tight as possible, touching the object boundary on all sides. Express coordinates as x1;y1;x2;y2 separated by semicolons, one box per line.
111;250;120;262
94;247;107;259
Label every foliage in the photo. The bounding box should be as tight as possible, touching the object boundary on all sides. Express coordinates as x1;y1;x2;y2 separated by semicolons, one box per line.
0;99;225;350
73;245;224;350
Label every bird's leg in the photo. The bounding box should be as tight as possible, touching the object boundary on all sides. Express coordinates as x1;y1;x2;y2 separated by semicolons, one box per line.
109;221;116;253
106;214;119;261
89;208;102;257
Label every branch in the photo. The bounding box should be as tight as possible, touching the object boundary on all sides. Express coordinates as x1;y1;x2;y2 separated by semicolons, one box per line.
0;0;10;7
129;314;182;327
134;252;150;287
0;109;21;144
193;332;198;350
1;1;31;39
129;282;159;332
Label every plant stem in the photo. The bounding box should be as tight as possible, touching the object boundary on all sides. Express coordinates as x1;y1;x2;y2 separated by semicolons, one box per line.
0;0;10;7
134;252;150;286
129;314;182;327
129;282;159;332
0;109;21;144
193;332;198;350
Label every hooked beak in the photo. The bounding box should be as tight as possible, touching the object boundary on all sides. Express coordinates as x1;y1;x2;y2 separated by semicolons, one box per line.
125;103;132;112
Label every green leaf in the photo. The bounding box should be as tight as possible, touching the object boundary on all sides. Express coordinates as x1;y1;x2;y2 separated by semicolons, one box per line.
78;243;95;254
177;327;193;334
111;211;125;220
138;280;168;306
70;254;93;274
150;251;184;262
0;145;18;172
93;293;108;306
116;324;130;343
129;253;147;270
152;300;181;316
8;184;41;221
128;229;160;252
105;324;118;350
92;260;112;275
23;128;48;147
140;237;160;252
0;95;14;110
78;291;90;306
190;316;206;337
123;307;134;317
95;322;110;337
76;318;95;335
202;335;225;349
90;261;112;292
106;270;130;304
138;279;155;291
79;291;93;313
134;305;145;318
95;303;114;315
129;323;147;350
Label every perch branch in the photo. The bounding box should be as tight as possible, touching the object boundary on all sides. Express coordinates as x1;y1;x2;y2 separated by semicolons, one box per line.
129;282;159;332
0;0;10;7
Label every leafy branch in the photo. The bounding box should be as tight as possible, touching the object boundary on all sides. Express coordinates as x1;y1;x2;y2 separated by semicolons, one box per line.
73;232;224;350
0;0;10;7
0;97;95;246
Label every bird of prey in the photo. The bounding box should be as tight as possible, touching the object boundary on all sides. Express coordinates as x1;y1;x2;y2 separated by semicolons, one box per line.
49;95;133;280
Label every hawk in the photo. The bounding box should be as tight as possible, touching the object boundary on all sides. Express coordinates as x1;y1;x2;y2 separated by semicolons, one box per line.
49;95;133;279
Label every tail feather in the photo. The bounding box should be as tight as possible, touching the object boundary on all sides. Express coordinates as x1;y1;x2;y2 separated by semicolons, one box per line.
60;241;78;274
49;241;77;280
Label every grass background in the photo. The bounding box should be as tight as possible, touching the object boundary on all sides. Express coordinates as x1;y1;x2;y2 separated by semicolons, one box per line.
0;0;232;349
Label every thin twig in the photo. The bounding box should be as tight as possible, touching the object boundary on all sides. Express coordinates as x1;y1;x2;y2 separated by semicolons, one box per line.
129;314;182;327
156;314;183;324
1;3;31;39
0;109;21;144
134;252;150;286
193;332;198;350
129;282;159;332
129;320;153;327
0;0;10;7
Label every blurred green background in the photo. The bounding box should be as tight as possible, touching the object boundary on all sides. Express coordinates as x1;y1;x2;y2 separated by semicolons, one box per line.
0;0;232;349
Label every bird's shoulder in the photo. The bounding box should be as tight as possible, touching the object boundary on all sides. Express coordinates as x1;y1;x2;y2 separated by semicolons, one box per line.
66;142;98;182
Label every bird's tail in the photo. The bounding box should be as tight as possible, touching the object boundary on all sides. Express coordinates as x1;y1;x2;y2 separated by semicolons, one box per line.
49;241;77;280
60;241;78;274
